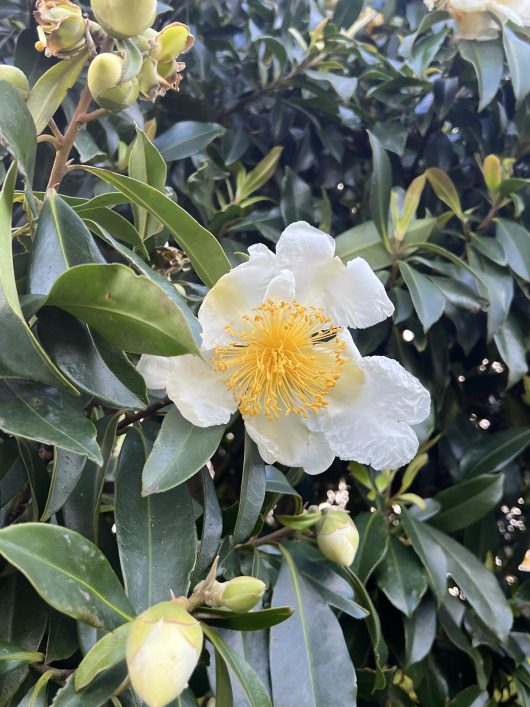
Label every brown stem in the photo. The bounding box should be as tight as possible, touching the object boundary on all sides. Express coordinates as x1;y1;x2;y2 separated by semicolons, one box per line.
48;118;63;140
477;199;500;234
116;396;171;434
31;662;74;682
47;85;94;191
79;107;109;123
37;134;61;148
248;527;294;547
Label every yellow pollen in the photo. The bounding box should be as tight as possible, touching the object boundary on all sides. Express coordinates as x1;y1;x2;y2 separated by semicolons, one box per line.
212;299;348;419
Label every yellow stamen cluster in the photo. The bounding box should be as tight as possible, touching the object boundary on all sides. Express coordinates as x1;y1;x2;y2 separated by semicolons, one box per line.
212;300;348;419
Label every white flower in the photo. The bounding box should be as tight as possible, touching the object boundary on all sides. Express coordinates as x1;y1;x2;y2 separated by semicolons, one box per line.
425;0;530;40
138;222;430;475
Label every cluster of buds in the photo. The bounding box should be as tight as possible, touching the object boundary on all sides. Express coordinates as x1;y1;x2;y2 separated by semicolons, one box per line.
34;0;88;58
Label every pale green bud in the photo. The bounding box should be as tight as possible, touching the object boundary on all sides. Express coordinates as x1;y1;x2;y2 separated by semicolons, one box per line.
137;58;159;101
317;510;359;566
0;65;30;99
152;22;194;63
90;0;157;39
34;0;87;58
87;53;139;111
126;601;203;707
216;576;266;613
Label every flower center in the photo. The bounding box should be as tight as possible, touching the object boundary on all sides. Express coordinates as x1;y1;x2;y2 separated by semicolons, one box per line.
212;300;348;419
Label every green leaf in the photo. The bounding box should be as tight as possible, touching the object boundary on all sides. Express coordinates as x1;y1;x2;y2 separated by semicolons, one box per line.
235;147;283;203
202;625;272;707
0;81;36;184
75;623;130;690
41;449;86;521
52;666;128;706
400;507;448;603
264;466;300;497
368;131;392;247
81;167;230;287
45;263;199;356
0;164;74;390
439;604;488;690
460;427;530;478
155;121;226;161
129;126;167;241
503;25;530;104
467;248;513;339
494;315;528;387
38;308;146;409
399;262;445;331
376;535;428;617
270;545;357;707
495;219;530;281
458;40;503;111
29;191;105;296
115;429;198;612
425;168;463;219
78;205;148;257
191;467;223;585
26;52;88;135
419;523;513;640
142;406;225;495
334;220;391;270
0;380;102;464
197;607;293;631
214;648;234;707
352;511;389;583
0;642;43;675
431;474;504;532
232;435;266;546
0;524;134;630
404;596;436;667
447;686;489;707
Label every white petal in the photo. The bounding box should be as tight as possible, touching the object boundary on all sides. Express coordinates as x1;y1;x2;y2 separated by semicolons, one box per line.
244;412;335;475
138;354;237;427
276;221;336;267
265;270;296;301
198;243;277;349
318;353;431;470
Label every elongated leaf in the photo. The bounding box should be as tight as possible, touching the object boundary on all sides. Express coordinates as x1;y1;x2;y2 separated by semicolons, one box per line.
29;191;104;296
376;535;427;617
439;604;487;690
78;205;147;256
41;449;86;521
431;474;504;532
448;686;489;707
0;164;73;390
270;545;357;707
116;429;198;612
425;168;463;218
399;261;445;331
0;81;36;184
236;147;283;202
495;219;530;281
460;427;530;478
52;666;128;706
129;127;167;240
404;595;436;667
82;168;230;287
334;220;391;270
352;511;389;582
494;315;527;387
142;406;225;495
202;625;272;707
232;436;266;546
468;247;513;340
504;26;530;103
26;52;88;135
0;524;134;630
458;40;503;111
45;263;199;356
0;380;102;463
214;648;234;707
197;607;292;631
368;131;391;246
75;623;130;690
0;642;43;675
155;121;226;161
191;467;223;585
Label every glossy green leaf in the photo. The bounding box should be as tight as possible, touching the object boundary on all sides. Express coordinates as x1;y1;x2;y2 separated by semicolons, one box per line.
116;429;198;612
75;623;130;690
425;168;463;218
352;511;389;582
0;164;73;390
0;524;134;630
495;219;530;281
0;81;36;184
191;467;223;585
376;535;427;617
81;167;230;287
155;121;226;161
236;146;283;202
41;449;86;521
26;52;88;135
232;435;266;546
197;607;293;631
129;126;167;240
368;131;392;247
142;406;225;495
461;426;530;477
214;648;234;707
335;220;391;270
45;263;199;356
270;545;357;707
439;603;488;690
52;666;128;706
399;261;445;331
202;625;272;707
431;474;504;532
458;40;503;111
404;595;436;667
0;642;43;675
467;248;513;339
0;380;102;463
494;314;527;387
264;465;300;497
447;686;489;707
78;205;147;256
503;26;530;104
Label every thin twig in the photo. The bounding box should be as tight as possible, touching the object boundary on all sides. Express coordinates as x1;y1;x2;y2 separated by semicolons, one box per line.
116;396;171;434
248;527;294;547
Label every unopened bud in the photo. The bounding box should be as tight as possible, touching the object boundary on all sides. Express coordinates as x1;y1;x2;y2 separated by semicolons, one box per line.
126;601;203;707
90;0;157;39
34;0;87;58
138;58;159;101
87;53;139;111
152;22;194;63
206;576;266;613
483;154;501;195
317;510;359;566
0;65;30;99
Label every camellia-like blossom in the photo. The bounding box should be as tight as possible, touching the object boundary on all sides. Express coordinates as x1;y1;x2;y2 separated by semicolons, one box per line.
138;222;430;475
424;0;530;40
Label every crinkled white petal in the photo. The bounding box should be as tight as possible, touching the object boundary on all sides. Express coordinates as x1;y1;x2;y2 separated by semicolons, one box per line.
198;243;277;349
137;354;237;427
317;342;431;470
265;270;296;302
274;221;394;328
244;411;335;475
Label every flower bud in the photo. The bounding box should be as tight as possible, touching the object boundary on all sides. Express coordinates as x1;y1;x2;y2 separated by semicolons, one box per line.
0;65;30;99
90;0;157;39
126;601;203;707
317;510;359;566
137;58;159;101
87;53;139;111
206;576;266;613
152;22;194;63
34;0;87;58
